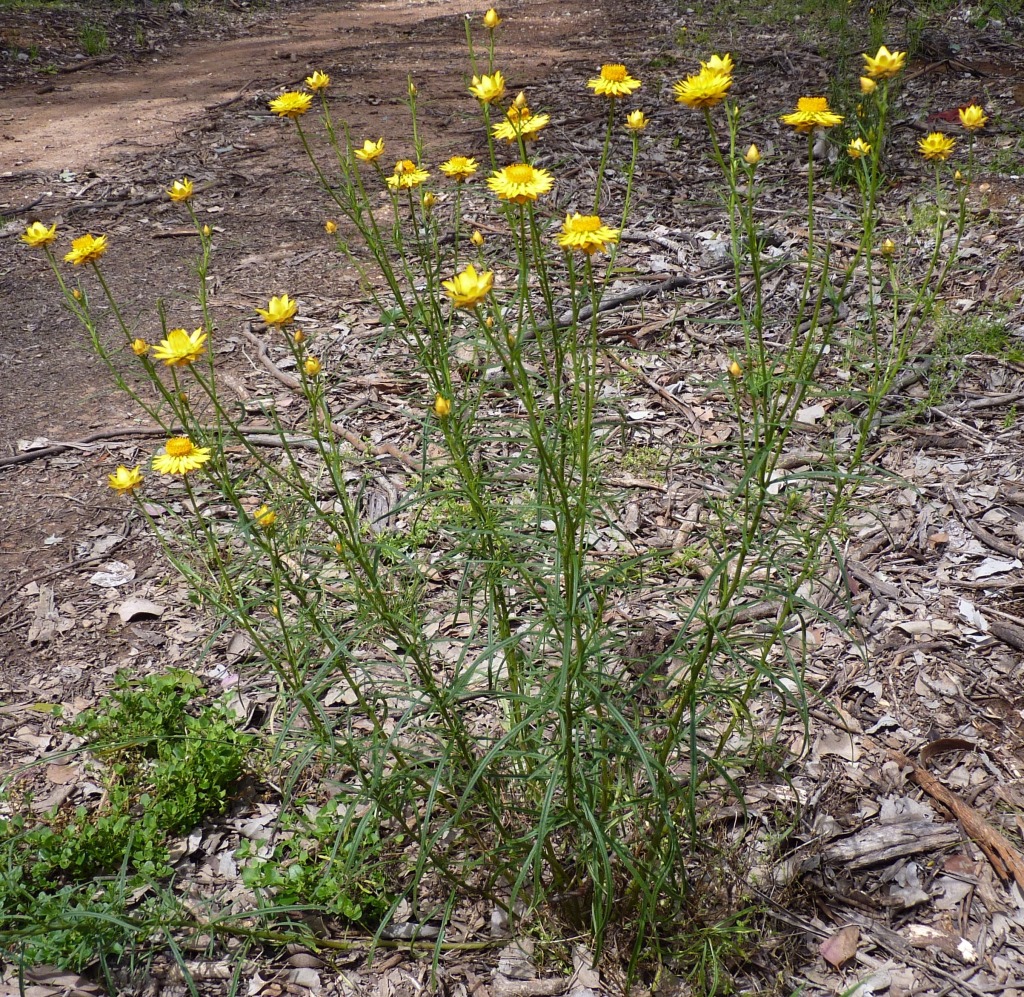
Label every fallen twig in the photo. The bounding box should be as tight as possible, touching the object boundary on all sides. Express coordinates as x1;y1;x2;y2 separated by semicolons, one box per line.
895;752;1024;890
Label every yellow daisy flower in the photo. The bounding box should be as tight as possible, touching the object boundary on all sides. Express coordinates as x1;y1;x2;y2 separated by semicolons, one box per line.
108;465;144;494
673;67;732;109
305;70;330;92
483;8;501;28
492;104;550;142
556;213;620;255
469;71;506;104
166;177;194;202
131;338;149;356
386;160;430;190
847;137;871;159
701;53;734;75
254;504;277;527
862;45;906;80
152;437;211;476
64;233;108;265
587;64;642;98
439;156;479;181
918;132;955;161
269;91;313;118
354;137;385;162
487;162;554;203
256;293;298;327
442;263;494;309
20;221;57;247
433;394;452;418
958;104;987;131
152;327;208;367
780;96;843;133
625;109;649;131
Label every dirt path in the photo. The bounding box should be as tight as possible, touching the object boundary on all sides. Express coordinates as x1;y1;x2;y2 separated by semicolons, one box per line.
4;0;609;176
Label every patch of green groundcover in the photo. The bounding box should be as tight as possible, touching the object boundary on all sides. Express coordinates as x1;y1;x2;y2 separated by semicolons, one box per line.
0;671;255;970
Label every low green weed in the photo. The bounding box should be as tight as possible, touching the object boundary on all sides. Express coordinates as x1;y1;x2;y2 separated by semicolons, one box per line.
78;22;108;56
0;671;255;970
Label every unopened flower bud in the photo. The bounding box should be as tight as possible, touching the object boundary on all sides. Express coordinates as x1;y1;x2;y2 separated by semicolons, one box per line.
325;219;338;234
433;394;452;418
132;338;149;356
304;356;321;376
744;144;761;165
470;229;485;246
293;329;305;344
202;224;212;237
483;8;501;29
72;289;82;300
859;76;877;94
423;191;436;210
880;238;896;258
728;360;742;377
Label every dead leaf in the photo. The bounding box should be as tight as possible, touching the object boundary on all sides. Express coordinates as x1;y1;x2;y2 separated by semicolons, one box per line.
115;598;165;624
820;925;859;968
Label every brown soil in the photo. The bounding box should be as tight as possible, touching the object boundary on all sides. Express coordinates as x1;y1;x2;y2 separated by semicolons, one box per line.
3;0;1024;993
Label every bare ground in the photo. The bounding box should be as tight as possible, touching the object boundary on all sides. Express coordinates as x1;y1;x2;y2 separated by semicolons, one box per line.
3;0;1024;994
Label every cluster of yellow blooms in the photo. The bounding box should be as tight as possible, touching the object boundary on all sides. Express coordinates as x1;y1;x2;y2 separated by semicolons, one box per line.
22;11;995;500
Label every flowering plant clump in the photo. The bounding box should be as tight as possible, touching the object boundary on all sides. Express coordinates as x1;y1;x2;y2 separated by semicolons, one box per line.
26;12;987;977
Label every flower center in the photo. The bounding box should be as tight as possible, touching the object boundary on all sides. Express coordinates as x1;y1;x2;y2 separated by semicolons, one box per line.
573;216;602;232
506;164;535;183
166;438;194;457
601;64;627;82
797;97;829;112
396;160;417;174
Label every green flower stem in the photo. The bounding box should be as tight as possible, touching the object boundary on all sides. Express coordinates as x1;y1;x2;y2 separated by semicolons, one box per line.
592;98;616;211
